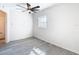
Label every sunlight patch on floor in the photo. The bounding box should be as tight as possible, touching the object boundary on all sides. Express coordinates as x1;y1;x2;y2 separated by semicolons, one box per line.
29;47;45;55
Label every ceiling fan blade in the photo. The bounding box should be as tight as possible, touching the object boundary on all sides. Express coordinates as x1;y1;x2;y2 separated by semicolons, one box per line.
30;9;39;13
32;6;40;9
26;3;31;7
32;8;39;11
16;5;27;9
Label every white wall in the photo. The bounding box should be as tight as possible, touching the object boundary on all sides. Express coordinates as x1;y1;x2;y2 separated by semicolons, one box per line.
10;10;33;41
0;4;33;42
32;3;79;54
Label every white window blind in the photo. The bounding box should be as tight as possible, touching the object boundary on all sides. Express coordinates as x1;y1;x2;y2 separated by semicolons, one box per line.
38;16;47;28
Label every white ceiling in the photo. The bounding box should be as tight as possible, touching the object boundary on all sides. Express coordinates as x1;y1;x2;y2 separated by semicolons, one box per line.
29;3;55;10
16;3;55;11
0;3;55;11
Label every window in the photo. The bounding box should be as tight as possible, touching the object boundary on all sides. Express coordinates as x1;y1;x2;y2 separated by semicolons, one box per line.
38;16;47;28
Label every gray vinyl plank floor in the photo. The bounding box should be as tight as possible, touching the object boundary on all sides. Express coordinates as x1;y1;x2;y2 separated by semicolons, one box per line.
0;37;78;55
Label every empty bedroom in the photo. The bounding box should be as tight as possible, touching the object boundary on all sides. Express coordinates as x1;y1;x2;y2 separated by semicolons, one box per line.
0;3;79;55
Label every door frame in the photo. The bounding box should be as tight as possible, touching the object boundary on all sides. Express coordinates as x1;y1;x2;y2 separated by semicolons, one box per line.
0;10;7;43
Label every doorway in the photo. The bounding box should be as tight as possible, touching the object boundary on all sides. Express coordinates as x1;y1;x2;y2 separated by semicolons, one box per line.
0;10;6;45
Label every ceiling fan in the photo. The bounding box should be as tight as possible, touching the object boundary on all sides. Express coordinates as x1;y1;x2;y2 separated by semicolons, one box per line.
16;3;40;14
